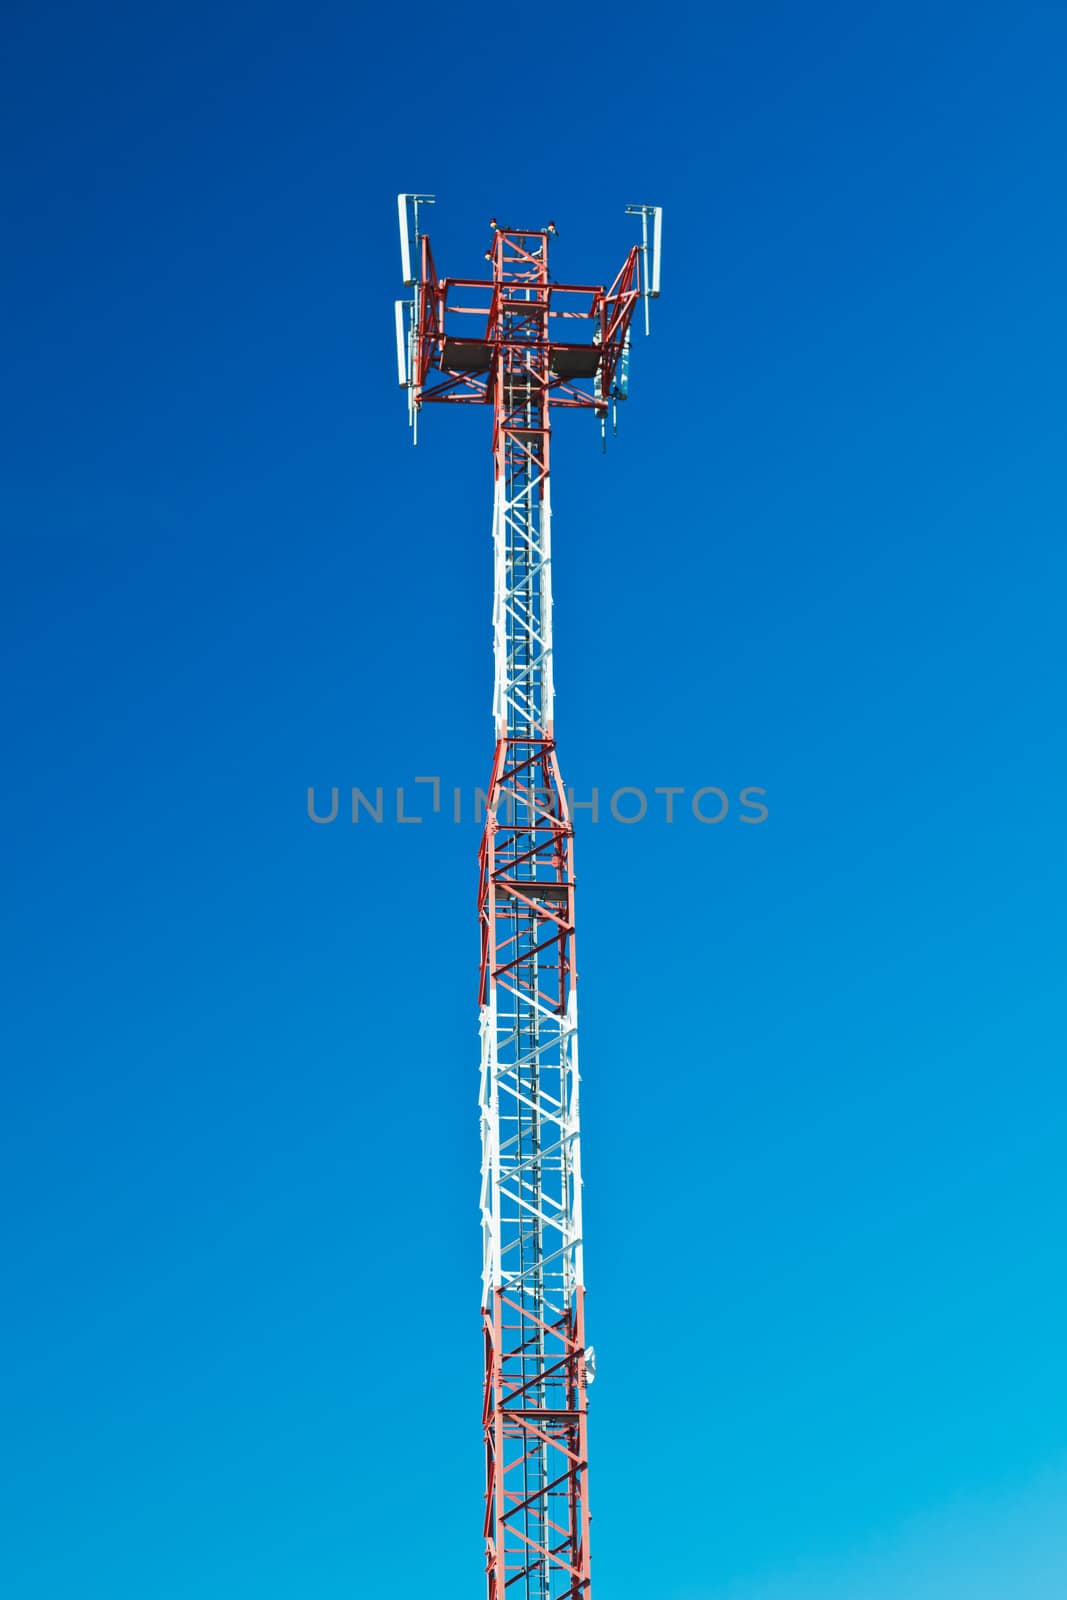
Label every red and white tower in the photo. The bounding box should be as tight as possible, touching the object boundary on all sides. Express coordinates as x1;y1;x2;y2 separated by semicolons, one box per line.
396;198;661;1600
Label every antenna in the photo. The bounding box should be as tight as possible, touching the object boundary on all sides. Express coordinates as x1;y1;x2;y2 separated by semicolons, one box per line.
397;194;412;285
396;194;434;442
625;203;663;333
397;192;435;286
394;300;409;386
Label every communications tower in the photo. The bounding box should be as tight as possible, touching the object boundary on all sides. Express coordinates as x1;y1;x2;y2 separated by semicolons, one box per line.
396;197;662;1600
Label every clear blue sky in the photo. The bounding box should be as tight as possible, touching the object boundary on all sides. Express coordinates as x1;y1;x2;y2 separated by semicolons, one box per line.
3;2;1066;1596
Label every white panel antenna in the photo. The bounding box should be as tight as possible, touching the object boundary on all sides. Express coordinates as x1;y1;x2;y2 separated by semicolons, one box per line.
397;192;435;286
625;203;663;334
394;300;409;387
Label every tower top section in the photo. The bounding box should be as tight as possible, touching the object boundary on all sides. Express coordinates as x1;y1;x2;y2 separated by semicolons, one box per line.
395;197;662;438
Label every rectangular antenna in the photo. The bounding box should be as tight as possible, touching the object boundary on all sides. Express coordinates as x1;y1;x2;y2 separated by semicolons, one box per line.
397;192;435;287
625;203;663;333
395;300;409;386
397;194;414;286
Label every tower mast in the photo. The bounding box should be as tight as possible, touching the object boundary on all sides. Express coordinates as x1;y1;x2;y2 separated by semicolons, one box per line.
396;199;661;1600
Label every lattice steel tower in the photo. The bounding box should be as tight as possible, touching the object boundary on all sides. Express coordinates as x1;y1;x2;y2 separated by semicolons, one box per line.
396;197;661;1600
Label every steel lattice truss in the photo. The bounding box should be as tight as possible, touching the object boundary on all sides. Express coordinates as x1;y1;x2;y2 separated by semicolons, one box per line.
399;207;655;1600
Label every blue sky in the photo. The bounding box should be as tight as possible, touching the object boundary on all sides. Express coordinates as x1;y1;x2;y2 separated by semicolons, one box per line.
3;1;1066;1596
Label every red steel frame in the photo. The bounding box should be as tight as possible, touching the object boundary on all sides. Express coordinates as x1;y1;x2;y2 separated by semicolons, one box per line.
408;218;643;1600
